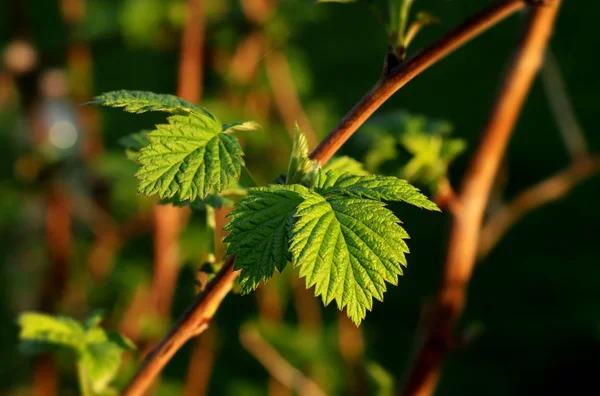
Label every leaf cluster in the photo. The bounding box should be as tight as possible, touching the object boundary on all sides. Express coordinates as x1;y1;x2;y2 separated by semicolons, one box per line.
18;312;135;395
91;91;439;326
360;110;465;192
225;128;438;325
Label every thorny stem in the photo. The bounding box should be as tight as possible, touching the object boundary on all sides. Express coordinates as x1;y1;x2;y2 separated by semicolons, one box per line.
400;1;563;395
123;1;528;395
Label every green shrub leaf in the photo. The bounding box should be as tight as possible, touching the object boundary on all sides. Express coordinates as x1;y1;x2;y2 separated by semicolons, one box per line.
135;114;244;200
224;185;308;293
91;90;260;201
87;90;211;117
290;192;410;325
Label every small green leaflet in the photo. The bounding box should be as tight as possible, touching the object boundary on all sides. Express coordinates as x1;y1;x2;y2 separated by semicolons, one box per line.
18;312;135;395
224;169;438;324
286;124;320;187
91;90;258;201
222;121;261;133
19;312;85;352
224;185;307;293
86;90;211;117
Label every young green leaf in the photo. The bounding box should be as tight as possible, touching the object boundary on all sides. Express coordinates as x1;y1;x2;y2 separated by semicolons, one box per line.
136;114;244;200
222;121;261;133
290;192;410;325
315;170;440;211
92;90;260;201
323;156;369;175
82;328;135;394
18;312;85;351
224;185;308;293
87;90;211;117
17;312;135;395
286;124;320;187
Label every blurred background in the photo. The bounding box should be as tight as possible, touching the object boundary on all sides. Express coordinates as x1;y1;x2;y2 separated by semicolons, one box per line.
1;0;598;395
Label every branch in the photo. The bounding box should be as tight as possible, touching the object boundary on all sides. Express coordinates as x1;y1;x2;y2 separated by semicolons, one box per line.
479;156;600;259
400;1;562;395
240;326;327;396
123;256;238;396
123;1;527;394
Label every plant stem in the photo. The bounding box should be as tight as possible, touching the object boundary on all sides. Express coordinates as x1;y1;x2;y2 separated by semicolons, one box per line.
122;1;528;394
123;256;238;396
400;1;563;394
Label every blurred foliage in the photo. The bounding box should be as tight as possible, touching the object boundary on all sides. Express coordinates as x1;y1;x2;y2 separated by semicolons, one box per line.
18;311;134;395
360;110;465;192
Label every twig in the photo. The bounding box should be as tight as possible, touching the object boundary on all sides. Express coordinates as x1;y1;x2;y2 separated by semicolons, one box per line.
240;326;328;396
479;155;600;259
400;1;562;395
123;256;238;396
541;50;588;160
122;1;527;394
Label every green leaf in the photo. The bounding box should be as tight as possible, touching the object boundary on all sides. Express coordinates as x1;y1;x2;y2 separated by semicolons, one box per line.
91;90;260;201
136;114;244;200
18;312;135;395
224;185;308;293
87;90;212;117
315;170;439;211
18;312;85;352
364;134;398;172
286;124;320;187
289;192;410;325
361;110;464;192
323;156;369;175
81;328;134;393
222;121;261;133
